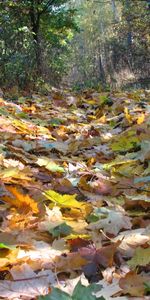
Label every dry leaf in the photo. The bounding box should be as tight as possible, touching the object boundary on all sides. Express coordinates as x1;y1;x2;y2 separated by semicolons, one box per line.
119;271;150;297
0;263;54;298
2;186;39;214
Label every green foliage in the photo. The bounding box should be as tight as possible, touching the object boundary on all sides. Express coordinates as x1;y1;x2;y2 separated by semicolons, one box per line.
1;0;149;89
67;0;150;89
49;222;72;237
0;0;78;87
38;281;105;300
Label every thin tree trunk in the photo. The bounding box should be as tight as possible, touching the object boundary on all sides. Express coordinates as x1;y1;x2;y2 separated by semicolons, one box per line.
29;2;42;76
125;0;132;48
111;0;119;22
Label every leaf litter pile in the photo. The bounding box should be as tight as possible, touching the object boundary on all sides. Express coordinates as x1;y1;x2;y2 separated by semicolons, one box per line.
0;88;150;300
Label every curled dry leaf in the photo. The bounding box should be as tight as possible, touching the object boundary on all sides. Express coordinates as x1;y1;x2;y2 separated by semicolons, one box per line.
113;228;150;257
0;263;54;299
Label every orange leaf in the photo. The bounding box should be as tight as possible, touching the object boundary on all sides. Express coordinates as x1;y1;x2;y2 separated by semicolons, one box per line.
2;186;39;214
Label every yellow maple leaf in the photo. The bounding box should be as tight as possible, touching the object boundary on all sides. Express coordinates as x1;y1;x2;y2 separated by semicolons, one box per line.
0;248;19;269
137;113;145;125
124;107;133;124
2;186;39;214
96;114;106;124
44;190;84;209
12;119;30;134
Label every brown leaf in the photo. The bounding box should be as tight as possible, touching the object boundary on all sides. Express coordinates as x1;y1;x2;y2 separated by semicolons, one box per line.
54;252;88;272
119;271;150;297
95;241;121;268
68;238;92;252
79;240;121;269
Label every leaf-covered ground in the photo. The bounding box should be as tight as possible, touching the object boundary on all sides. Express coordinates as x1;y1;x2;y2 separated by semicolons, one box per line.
0;88;150;299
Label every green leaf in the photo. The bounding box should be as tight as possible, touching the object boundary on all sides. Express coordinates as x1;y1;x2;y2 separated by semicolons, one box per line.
111;135;139;152
72;281;104;300
38;281;104;300
38;288;72;300
128;247;150;268
46;163;65;173
144;282;150;292
37;157;65;173
49;222;72;237
0;243;15;250
86;214;100;223
49;118;63;126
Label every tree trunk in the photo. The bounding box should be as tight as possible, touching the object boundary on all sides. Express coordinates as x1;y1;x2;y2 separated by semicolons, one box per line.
111;0;119;22
125;0;132;48
29;3;42;77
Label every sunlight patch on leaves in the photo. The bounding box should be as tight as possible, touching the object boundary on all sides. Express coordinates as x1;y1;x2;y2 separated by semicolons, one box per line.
37;157;65;173
43;190;85;209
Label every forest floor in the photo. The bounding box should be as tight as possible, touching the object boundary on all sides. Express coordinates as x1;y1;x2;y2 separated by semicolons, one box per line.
0;88;150;299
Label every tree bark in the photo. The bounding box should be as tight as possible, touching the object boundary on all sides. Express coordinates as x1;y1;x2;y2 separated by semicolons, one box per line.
29;1;42;76
111;0;119;22
125;0;132;48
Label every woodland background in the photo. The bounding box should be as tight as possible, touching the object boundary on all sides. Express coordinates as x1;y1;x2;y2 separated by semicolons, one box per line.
0;0;150;91
0;1;150;299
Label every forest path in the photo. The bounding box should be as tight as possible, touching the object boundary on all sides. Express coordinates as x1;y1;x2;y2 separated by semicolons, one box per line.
0;88;149;299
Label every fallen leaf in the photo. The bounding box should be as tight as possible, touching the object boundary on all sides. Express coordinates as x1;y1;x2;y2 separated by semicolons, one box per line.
113;228;150;256
38;206;63;232
95;241;121;268
0;263;54;298
0;248;19;268
124;107;133;124
37;157;65;173
119;271;150;297
95;278;122;299
128;247;150;268
44;190;85;209
39;280;105;300
49;222;72;238
0;243;15;250
88;208;131;235
2;186;39;214
137;113;145;125
54;252;88;272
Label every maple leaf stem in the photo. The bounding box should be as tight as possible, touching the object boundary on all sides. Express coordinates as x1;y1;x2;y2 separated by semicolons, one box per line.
100;229;113;241
12;275;49;282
